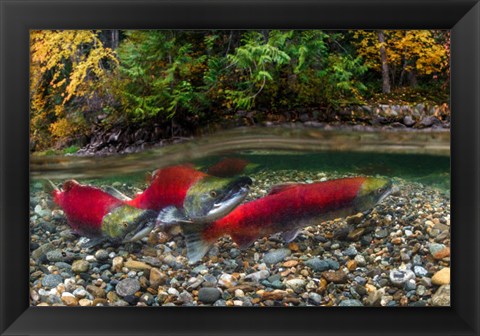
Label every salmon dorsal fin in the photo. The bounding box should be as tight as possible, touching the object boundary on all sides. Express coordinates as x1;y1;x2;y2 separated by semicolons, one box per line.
267;183;299;196
62;179;80;191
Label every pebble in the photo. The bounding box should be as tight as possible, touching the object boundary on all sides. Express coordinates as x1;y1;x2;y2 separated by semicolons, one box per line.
72;260;90;273
61;293;78;306
198;288;221;303
325;259;340;270
389;269;415;286
42;274;63;288
343;246;358;257
245;270;269;283
413;266;428;277
338;299;363;307
431;285;450;306
429;243;450;259
94;249;109;261
111;256;124;272
86;285;106;299
304;258;329;272
285;278;306;293
115;278;140;297
354;255;366;267
375;229;388;239
263;249;291;264
32;242;55;260
217;273;236;288
124;259;152;271
308;292;322;305
404;279;417;291
78;298;92;306
431;267;450;285
322;270;347;284
149;268;166;288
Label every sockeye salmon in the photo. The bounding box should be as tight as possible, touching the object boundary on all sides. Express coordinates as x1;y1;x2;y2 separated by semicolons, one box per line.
129;165;252;224
51;180;157;245
175;176;393;263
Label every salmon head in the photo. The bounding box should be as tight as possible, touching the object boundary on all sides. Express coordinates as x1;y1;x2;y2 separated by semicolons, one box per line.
352;177;393;212
157;175;252;226
101;205;158;243
184;175;252;222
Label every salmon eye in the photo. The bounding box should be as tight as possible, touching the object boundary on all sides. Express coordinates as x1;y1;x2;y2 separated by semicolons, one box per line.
123;222;128;228
209;190;217;198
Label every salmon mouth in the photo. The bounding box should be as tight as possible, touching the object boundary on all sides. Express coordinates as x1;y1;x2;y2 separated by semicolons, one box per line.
206;177;252;221
121;210;158;243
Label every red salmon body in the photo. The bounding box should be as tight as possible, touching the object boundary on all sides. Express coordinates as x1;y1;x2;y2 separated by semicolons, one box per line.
126;165;207;211
204;177;367;245
52;180;124;236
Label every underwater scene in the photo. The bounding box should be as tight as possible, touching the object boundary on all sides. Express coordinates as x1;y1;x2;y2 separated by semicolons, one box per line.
29;29;450;307
29;128;451;307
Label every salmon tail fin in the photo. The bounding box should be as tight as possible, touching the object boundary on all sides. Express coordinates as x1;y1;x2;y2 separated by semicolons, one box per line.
180;223;214;264
230;233;258;250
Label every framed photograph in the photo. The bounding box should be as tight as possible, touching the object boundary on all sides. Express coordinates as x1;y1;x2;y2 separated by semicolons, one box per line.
1;0;479;335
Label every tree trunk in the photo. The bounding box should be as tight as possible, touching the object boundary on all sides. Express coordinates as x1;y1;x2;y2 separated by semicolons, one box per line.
111;30;119;49
377;30;391;93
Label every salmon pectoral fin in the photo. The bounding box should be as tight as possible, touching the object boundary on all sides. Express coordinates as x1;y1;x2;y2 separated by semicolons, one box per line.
281;229;300;243
180;223;214;264
230;233;258;250
157;206;193;228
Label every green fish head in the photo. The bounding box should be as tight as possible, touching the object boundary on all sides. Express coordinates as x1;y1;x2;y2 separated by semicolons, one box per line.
183;175;252;223
101;205;157;243
354;177;393;212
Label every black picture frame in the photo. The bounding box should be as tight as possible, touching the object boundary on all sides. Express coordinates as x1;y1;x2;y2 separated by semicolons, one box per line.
1;0;479;335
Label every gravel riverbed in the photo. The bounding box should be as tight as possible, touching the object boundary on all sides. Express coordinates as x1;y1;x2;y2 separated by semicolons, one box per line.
29;170;451;307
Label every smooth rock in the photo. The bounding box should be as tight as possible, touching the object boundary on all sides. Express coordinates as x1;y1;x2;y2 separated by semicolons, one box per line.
116;278;140;297
149;268;166;288
86;285;106;299
389;269;415;286
72;260;90;273
111;256;124;272
322;270;347;284
339;299;363;307
263;249;291;265
431;285;450;306
32;242;55;260
354;255;366;267
304;258;329;272
124;259;152;271
61;293;78;306
94;249;109;261
343;246;358;257
245;270;269;283
217;273;236;288
78;298;92;306
198;288;221;303
285;278;306;293
42;274;63;288
413;266;428;277
429;243;450;259
431;268;450;285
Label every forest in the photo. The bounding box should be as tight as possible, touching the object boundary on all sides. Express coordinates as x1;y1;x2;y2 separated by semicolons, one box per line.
30;30;450;153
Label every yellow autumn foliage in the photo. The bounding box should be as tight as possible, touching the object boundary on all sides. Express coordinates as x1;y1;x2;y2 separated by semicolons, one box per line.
353;30;448;76
30;30;118;149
